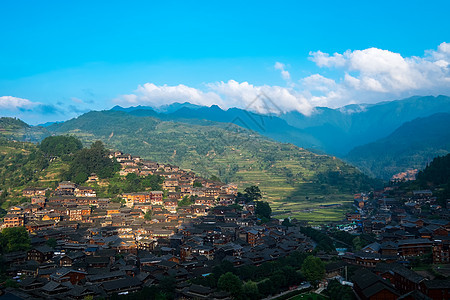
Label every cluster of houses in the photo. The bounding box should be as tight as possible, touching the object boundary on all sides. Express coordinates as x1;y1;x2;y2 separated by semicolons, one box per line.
333;187;450;299
1;151;317;298
1;196;316;298
1;150;449;299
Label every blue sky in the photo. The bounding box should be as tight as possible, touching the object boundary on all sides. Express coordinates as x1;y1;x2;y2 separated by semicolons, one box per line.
1;0;450;124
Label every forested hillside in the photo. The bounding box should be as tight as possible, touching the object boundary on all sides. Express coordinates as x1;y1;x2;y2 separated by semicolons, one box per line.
346;113;450;179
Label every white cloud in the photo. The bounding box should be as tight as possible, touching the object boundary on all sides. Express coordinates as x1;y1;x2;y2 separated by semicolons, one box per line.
116;43;450;115
209;80;313;115
274;62;291;80
116;83;222;108
115;80;314;116
301;74;337;92
309;50;347;67
0;96;36;110
306;42;450;107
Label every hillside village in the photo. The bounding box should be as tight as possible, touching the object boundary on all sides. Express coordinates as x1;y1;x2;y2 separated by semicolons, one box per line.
0;149;449;299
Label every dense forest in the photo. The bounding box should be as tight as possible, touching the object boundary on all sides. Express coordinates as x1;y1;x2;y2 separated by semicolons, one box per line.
415;153;450;205
0;135;123;208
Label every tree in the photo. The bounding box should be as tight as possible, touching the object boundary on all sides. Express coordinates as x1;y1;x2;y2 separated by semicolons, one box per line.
66;141;119;183
301;256;325;286
255;201;271;219
46;238;57;248
326;279;355;300
218;272;242;297
144;210;153;221
210;175;221;182
0;227;31;253
281;218;292;227
244;186;262;202
242;281;260;300
352;236;362;251
39;135;83;157
158;276;175;299
178;195;195;206
193;181;203;188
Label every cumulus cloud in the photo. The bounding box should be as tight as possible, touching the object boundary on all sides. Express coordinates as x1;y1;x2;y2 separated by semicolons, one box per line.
118;83;223;108
305;42;450;107
0;96;36;110
116;43;450;115
0;95;90;124
115;80;314;115
274;62;291;80
209;80;312;115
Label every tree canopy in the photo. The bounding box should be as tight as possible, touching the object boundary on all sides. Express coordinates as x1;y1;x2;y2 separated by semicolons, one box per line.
244;186;262;202
0;227;31;253
218;272;242;297
255;201;272;219
301;256;325;285
39;135;83;157
63;141;119;183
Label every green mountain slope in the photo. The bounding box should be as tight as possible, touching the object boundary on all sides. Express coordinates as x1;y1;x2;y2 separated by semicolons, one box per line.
47;110;378;219
0;117;49;142
282;95;450;155
346;113;450;179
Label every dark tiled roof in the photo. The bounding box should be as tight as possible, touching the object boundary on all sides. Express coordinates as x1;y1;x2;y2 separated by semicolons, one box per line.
398;290;432;300
392;265;425;284
101;277;141;291
424;279;450;289
362;282;399;298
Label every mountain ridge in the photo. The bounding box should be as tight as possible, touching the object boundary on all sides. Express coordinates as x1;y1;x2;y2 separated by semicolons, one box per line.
346;112;450;179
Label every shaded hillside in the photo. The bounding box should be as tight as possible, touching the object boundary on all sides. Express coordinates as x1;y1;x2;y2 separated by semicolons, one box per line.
281;95;450;154
115;95;450;156
0;117;49;142
346;113;450;179
47;110;377;204
111;105;321;150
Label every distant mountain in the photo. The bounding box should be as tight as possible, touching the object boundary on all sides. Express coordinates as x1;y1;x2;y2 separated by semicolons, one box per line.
281;95;450;155
46;110;377;204
112;102;203;114
113;95;450;157
0;117;48;142
346;113;450;179
111;104;322;150
37;121;62;127
281;96;450;156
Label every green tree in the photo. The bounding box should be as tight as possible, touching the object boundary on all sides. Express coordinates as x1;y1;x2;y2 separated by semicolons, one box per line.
255;201;271;219
39;135;83;157
158;276;175;299
326;279;355;300
301;256;325;286
242;281;260;300
66;141;119;183
193;181;202;187
210;175;221;182
178;195;195;206
46;238;57;248
281;218;292;227
144;210;153;221
0;227;31;253
218;272;242;297
352;237;362;251
244;186;262;202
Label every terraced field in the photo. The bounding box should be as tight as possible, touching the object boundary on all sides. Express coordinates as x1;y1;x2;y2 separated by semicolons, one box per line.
45;111;376;222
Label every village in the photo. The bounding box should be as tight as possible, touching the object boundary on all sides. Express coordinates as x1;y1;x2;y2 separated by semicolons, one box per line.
0;151;449;299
